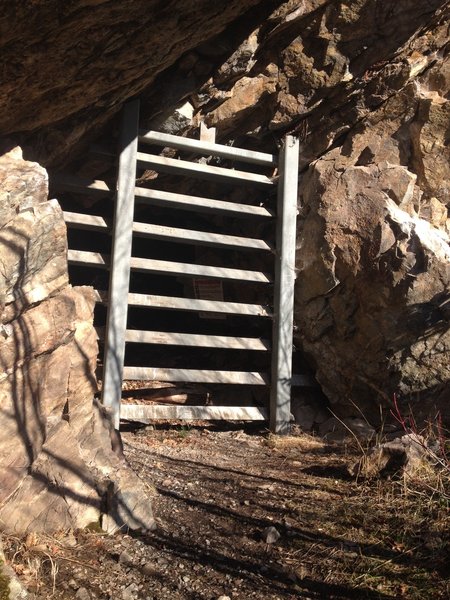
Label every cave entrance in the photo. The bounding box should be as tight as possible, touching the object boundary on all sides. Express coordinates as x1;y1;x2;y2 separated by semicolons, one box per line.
54;99;314;433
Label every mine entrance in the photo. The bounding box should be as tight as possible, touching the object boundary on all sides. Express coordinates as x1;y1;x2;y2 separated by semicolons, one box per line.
54;99;313;433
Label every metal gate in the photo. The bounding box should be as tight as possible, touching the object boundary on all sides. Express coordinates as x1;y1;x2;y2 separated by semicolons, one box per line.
59;99;311;433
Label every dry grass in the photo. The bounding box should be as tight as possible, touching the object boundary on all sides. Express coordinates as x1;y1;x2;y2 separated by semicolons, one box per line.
1;426;448;599
266;431;327;451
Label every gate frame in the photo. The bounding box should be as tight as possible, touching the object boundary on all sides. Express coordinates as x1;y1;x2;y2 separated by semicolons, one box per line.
96;100;300;433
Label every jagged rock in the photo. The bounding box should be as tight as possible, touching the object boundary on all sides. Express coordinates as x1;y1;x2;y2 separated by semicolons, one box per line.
296;115;449;422
0;539;28;599
199;0;448;153
0;148;68;321
0;150;154;533
261;525;281;544
0;0;264;166
351;433;429;478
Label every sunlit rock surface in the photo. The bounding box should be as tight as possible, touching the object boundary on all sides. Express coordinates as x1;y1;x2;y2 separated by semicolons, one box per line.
192;0;449;423
0;150;153;533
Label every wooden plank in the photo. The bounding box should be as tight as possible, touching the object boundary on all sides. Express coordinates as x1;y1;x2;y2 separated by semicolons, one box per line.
131;222;272;251
139;130;276;167
101;99;140;430
52;174;113;194
93;290;271;317
136;152;274;186
67;251;272;283
135;186;273;218
123;385;207;405
123;330;270;351
64;212;272;251
270;135;300;434
122;367;270;385
120;404;268;422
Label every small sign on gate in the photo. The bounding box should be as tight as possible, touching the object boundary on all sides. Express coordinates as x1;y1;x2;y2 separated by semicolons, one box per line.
193;279;226;319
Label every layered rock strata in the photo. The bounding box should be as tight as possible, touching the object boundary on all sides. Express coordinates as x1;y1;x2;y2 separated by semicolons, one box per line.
0;149;154;533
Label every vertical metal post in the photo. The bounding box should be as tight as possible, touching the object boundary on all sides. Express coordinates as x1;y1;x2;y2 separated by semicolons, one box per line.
101;99;139;429
199;121;216;143
270;135;299;434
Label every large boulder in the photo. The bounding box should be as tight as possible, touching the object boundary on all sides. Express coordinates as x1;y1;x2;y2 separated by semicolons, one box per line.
0;149;154;533
295;79;449;423
191;0;450;424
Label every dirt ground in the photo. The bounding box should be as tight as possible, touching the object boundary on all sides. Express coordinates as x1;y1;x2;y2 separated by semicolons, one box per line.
3;423;449;599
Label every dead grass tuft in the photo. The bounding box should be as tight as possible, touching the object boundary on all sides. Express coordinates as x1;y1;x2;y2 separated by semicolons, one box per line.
266;431;327;451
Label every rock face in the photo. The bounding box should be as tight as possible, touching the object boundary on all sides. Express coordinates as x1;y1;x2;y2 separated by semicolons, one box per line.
0;149;154;533
0;0;448;482
296;128;449;422
0;0;267;166
190;0;450;424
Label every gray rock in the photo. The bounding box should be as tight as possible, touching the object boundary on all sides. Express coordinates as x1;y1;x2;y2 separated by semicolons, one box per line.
351;433;429;478
142;561;158;577
119;550;134;566
75;588;91;600
261;525;281;544
0;539;28;599
291;402;316;430
121;583;138;600
109;484;156;533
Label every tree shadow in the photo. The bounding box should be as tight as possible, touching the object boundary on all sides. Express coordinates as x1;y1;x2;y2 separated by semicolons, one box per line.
0;219;150;532
139;517;392;599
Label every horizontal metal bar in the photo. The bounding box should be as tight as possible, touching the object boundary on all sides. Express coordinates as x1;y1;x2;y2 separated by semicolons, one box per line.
135;186;273;218
97;351;314;386
68;249;108;267
97;328;270;350
132;222;273;251
122;367;270;385
129;257;272;283
63;212;272;251
138;130;277;167
63;211;109;230
120;404;268;422
136;152;273;187
52;174;114;194
93;290;272;317
68;250;272;283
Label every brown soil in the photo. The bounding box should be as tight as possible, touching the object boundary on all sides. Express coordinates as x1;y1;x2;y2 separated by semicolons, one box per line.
2;424;449;599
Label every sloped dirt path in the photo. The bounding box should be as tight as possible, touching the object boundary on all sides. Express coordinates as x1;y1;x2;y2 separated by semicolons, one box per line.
3;425;448;599
120;425;448;599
